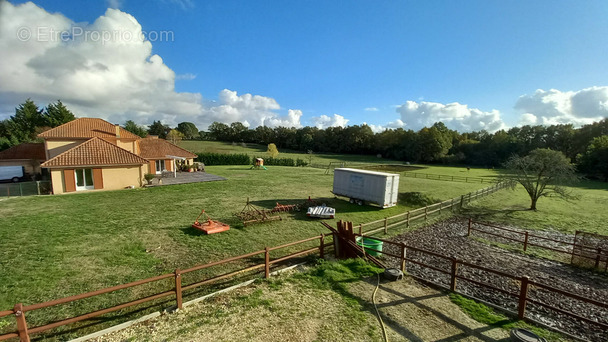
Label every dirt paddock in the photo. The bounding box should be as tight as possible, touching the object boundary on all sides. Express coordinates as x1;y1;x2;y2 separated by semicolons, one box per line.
384;218;608;341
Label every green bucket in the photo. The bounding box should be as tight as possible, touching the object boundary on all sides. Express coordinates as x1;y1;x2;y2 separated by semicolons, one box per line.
356;237;384;257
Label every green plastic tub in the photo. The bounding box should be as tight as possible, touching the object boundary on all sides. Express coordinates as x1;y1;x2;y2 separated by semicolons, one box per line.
355;237;384;257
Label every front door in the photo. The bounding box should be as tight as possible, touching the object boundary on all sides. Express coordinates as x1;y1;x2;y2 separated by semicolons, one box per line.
155;160;165;174
75;169;94;191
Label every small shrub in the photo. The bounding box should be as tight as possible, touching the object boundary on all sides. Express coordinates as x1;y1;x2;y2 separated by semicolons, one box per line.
257;157;295;166
144;173;156;185
296;159;308;167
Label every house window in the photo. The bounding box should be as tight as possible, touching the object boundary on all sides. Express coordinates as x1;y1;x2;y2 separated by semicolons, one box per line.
75;169;94;190
155;160;165;174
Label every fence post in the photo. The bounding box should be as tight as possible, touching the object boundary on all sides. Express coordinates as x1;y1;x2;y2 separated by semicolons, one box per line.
264;247;270;278
439;202;442;215
333;232;339;258
468;192;472;204
460;195;464;210
451;198;454;212
174;269;183;310
19;183;23;196
359;224;363;237
424;206;428;221
36;181;41;195
14;303;30;342
467;218;472;237
384;218;388;234
518;276;529;319
319;234;325;259
450;259;459;291
400;243;406;272
595;248;602;268
406;211;410;228
523;232;529;252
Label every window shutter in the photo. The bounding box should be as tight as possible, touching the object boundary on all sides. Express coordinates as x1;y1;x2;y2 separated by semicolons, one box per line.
93;168;104;189
149;161;155;174
63;169;76;192
166;159;172;171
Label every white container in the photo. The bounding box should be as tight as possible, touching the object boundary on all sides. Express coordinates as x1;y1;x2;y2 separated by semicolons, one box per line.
332;168;399;208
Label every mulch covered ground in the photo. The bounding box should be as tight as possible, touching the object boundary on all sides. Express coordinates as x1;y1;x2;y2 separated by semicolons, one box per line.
383;218;608;342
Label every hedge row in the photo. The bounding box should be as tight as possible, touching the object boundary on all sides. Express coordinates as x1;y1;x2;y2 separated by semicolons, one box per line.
196;153;251;165
196;153;308;167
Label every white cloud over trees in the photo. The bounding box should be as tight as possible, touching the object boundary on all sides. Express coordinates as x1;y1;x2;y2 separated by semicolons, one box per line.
515;87;608;126
396;101;505;132
0;2;302;130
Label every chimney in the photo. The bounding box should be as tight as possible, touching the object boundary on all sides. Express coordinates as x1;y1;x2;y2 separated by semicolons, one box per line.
115;124;120;139
149;135;159;139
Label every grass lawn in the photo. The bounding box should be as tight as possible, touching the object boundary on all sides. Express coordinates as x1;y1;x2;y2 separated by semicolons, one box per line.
462;179;608;234
0;164;497;339
179;140;401;166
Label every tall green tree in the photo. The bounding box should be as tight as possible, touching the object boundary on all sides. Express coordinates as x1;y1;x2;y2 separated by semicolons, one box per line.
208;122;230;141
7;99;46;142
148;120;170;139
44;100;75;127
577;135;608;181
176;122;199;140
167;129;184;144
503;149;577;210
123;120;148;138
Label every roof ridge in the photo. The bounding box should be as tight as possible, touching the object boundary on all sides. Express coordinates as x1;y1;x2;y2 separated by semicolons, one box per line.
38;117;140;139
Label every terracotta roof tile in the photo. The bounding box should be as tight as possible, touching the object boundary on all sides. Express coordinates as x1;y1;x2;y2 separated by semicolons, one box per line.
0;143;46;161
138;137;197;159
38;118;140;139
41;138;148;168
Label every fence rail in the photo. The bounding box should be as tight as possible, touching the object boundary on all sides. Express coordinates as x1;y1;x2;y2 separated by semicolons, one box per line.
402;172;496;184
0;234;332;342
353;232;608;336
357;182;508;236
467;219;608;271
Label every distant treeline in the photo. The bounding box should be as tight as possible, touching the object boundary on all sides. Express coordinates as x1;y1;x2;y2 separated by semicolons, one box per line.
205;120;608;180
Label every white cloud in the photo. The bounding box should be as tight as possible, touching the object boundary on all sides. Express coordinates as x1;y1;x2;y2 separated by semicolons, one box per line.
364;119;405;133
364;107;378;112
515;87;608;126
311;114;349;129
396;100;505;132
106;0;122;9
0;2;301;131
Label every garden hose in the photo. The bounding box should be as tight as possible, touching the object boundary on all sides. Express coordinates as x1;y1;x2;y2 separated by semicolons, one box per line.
372;271;389;342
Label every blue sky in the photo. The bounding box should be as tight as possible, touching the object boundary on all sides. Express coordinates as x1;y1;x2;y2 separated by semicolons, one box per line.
1;0;607;132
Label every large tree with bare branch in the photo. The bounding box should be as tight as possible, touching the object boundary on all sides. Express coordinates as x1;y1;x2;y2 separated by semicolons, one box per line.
503;148;578;210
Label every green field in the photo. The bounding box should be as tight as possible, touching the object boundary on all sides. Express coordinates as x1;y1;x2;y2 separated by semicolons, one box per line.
2;143;607;339
180;140;401;166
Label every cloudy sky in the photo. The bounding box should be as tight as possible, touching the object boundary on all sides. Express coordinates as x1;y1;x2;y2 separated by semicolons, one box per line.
0;0;607;132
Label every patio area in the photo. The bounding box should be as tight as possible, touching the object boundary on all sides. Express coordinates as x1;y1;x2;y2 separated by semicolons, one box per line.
148;171;226;186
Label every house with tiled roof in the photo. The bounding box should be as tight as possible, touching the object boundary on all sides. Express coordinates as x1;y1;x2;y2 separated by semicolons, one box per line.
0;143;47;178
38;118;196;194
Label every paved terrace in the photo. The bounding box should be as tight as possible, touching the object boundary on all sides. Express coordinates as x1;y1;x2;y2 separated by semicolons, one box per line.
148;171;226;186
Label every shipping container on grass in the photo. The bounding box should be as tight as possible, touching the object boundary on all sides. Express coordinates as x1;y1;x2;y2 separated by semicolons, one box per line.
332;168;399;208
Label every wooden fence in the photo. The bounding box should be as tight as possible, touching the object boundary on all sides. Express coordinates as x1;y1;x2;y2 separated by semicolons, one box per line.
353;234;608;337
402;172;495;184
467;219;608;271
357;182;509;236
0;234;333;342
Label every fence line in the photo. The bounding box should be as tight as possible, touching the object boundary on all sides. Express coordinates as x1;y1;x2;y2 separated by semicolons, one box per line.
467;219;608;271
358;182;509;236
402;172;495;184
353;233;608;336
0;234;333;342
0;181;52;198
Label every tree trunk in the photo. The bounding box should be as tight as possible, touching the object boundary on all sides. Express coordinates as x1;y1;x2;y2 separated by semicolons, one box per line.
530;197;538;211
